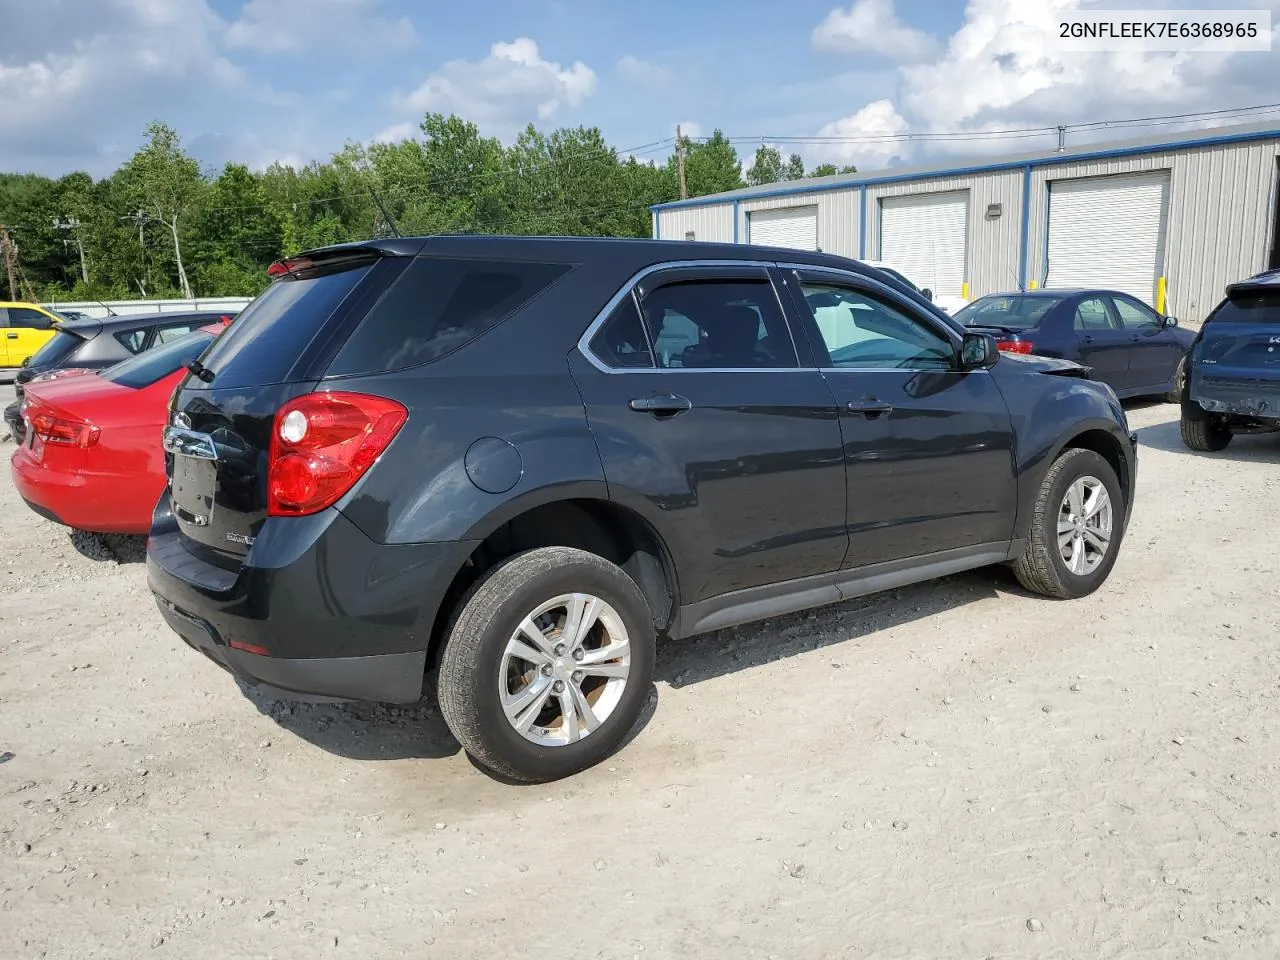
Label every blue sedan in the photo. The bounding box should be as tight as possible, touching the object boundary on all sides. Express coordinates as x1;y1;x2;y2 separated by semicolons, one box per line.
954;289;1197;401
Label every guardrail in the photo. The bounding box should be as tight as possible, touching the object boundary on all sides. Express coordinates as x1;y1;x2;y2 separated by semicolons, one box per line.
45;297;254;320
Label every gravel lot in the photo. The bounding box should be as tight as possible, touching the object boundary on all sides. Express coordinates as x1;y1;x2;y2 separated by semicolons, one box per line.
1;396;1278;959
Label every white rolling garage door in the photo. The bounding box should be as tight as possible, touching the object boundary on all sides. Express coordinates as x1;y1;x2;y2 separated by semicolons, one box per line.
878;192;969;299
1044;171;1169;305
747;206;818;250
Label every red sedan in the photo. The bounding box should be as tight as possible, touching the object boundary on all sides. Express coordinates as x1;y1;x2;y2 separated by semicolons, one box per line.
11;324;224;535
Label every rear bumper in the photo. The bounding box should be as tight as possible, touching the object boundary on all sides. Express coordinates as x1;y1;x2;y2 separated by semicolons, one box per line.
1191;377;1280;421
154;594;428;703
147;500;478;704
10;444;155;535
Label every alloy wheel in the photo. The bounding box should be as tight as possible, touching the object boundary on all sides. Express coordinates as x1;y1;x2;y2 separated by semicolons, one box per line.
1057;475;1113;576
499;593;631;747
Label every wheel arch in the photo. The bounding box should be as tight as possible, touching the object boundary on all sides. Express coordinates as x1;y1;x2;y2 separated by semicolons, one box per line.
427;495;681;670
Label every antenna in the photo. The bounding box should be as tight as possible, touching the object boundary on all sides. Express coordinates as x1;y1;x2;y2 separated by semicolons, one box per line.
366;185;401;238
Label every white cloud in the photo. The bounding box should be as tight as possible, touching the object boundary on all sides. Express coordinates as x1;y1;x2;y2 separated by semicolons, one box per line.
812;0;938;63
813;99;911;168
676;120;704;139
0;0;243;171
617;54;671;87
226;0;416;56
812;0;1280;169
371;121;417;145
397;38;596;137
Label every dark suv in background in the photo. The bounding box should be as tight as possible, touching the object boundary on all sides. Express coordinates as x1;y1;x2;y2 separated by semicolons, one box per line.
1180;269;1280;451
148;236;1137;782
4;311;234;442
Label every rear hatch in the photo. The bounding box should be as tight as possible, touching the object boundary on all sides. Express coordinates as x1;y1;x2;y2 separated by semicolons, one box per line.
15;323;99;396
1192;283;1280;414
164;244;416;569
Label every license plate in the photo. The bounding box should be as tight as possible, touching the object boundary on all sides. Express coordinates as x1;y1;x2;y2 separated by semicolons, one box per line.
171;452;217;526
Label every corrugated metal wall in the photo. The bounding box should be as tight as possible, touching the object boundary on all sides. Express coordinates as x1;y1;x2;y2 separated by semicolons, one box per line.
654;204;735;243
867;171;1022;299
654;136;1280;324
738;191;861;257
1027;140;1280;323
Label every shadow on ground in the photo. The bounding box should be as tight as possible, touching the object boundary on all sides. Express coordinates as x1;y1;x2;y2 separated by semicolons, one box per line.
234;565;1003;773
69;531;147;564
654;569;1002;689
1135;417;1279;461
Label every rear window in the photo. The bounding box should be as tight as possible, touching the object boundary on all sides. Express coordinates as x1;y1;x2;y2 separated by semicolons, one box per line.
102;330;214;389
29;330;86;366
326;256;574;377
955;294;1065;331
1208;292;1280;323
194;262;376;389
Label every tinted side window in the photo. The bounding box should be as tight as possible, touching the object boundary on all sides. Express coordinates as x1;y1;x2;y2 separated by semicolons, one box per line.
329;256;574;376
9;307;54;329
156;323;201;344
638;279;797;369
1110;295;1161;330
102;331;215;389
115;329;147;353
589;294;654;368
798;282;953;370
1074;297;1117;331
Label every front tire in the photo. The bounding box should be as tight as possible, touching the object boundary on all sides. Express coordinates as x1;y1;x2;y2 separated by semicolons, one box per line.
437;546;656;783
1012;448;1125;600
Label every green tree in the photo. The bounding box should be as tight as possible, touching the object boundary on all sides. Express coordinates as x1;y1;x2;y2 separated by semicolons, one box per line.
119;122;204;297
671;130;743;198
808;162;858;178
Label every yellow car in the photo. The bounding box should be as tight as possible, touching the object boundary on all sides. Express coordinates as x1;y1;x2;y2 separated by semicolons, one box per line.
1;302;63;374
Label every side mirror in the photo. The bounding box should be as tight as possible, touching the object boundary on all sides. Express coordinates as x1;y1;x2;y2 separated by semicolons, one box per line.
960;332;999;369
921;288;934;302
1163;316;1179;328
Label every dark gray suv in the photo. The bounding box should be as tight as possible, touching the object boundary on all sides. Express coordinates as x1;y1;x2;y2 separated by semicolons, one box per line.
148;236;1137;782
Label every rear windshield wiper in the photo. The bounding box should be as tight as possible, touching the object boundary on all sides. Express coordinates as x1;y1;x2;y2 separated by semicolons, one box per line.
186;360;215;384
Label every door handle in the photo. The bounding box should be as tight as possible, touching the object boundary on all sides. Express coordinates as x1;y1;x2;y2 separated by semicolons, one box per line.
1081;335;1096;344
5;333;17;339
629;394;692;416
846;399;894;419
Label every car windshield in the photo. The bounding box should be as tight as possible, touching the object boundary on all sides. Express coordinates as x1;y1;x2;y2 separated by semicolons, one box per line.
954;294;1066;331
100;329;215;389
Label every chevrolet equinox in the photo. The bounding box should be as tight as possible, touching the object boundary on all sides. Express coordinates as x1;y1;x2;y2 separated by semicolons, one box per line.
148;236;1138;782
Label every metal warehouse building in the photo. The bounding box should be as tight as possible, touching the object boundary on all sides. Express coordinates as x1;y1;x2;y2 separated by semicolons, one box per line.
651;121;1280;324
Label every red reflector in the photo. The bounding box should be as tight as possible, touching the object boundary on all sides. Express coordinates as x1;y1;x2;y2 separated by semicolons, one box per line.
267;392;408;517
996;339;1034;355
228;639;270;656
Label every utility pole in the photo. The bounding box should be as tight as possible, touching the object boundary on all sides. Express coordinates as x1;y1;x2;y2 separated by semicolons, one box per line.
676;124;688;200
53;217;89;285
1;228;17;300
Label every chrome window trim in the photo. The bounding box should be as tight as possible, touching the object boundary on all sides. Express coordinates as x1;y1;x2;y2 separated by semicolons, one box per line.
576;259;809;375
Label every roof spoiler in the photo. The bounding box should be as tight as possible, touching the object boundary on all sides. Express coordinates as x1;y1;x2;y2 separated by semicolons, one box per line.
268;238;428;279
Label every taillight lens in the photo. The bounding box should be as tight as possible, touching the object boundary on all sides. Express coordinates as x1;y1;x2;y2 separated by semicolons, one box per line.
996;338;1034;355
267;392;407;517
27;401;100;447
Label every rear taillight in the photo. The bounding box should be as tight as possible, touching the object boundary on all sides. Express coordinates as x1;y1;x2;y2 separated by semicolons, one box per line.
267;392;408;517
27;402;100;447
996;338;1034;355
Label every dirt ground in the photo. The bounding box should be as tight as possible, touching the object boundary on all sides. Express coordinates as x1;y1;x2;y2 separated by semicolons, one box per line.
1;395;1278;960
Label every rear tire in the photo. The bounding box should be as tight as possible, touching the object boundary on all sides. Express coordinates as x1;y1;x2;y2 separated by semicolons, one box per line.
1163;358;1186;403
1012;448;1124;600
1180;408;1232;452
437;546;656;783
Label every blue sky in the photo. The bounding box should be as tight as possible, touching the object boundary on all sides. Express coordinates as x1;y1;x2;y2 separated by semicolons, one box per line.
1;0;1277;177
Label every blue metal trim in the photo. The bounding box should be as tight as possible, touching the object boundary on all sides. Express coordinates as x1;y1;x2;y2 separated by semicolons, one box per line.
859;185;867;259
732;199;740;243
1017;165;1031;290
648;126;1280;213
